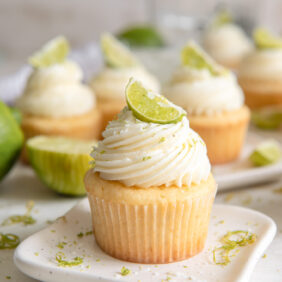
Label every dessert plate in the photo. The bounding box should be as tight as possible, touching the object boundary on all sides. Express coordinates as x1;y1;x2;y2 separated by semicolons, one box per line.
213;132;282;190
14;198;276;282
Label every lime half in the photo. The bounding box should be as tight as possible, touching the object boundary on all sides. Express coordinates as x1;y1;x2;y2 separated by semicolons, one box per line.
249;140;281;167
28;36;70;68
101;33;140;68
126;79;186;124
27;136;96;196
181;42;226;76
253;28;282;50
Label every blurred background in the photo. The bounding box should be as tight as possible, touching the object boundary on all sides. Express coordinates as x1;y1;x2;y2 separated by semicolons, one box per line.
0;0;282;76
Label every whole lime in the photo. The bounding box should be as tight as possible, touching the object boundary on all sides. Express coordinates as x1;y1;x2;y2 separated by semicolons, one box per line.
0;101;24;181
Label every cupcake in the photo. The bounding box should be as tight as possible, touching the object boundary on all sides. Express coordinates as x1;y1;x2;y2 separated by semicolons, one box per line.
16;37;101;160
164;42;250;164
85;79;217;264
238;28;282;109
203;11;253;70
90;33;160;130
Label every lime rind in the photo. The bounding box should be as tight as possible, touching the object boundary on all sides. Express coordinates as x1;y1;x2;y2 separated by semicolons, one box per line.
27;136;96;196
28;36;70;68
249;140;281;166
253;28;282;50
126;78;186;124
101;33;140;68
181;42;227;76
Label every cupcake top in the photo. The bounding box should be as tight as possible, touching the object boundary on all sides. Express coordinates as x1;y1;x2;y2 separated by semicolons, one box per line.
238;29;282;92
16;37;95;118
164;42;244;115
203;11;253;67
90;33;160;102
92;79;211;188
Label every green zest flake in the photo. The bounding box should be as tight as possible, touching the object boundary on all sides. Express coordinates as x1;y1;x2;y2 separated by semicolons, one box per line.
55;252;83;267
159;137;166;143
56;242;67;249
85;230;93;236
2;201;36;226
101;33;140;68
77;232;84;238
253;28;282;50
100;150;106;154
28;36;70;68
0;233;20;249
34;252;39;256
249;140;281;167
142;156;151;161
120;266;131;276
213;230;257;266
181;43;226;76
5;276;11;280
126;79;186;124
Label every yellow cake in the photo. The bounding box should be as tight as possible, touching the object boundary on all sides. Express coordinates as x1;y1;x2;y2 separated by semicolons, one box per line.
85;79;216;263
164;42;250;164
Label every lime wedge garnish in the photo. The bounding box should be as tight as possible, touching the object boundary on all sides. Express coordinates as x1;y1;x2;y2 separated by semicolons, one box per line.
252;107;282;130
213;10;233;27
28;36;70;68
181;42;226;76
117;25;165;47
253;28;282;50
126;78;186;124
27;136;96;196
101;33;140;68
249;140;281;166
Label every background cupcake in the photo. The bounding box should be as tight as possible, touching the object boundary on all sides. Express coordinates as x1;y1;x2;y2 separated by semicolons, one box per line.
238;28;282;109
16;37;101;160
203;11;253;70
164;42;250;164
90;33;160;131
85;79;216;264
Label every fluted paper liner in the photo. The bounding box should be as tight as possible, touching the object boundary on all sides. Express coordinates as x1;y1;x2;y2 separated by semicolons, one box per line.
85;172;216;264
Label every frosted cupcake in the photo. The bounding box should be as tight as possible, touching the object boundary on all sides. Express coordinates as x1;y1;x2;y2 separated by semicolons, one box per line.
164;42;250;164
90;33;160;130
85;79;217;264
16;37;101;160
238;28;282;109
203;11;253;70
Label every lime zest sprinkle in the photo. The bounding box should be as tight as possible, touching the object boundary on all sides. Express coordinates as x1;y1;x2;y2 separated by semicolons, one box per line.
142;156;151;161
55;252;83;267
0;233;20;249
96;258;101;262
77;230;93;238
56;241;67;249
5;276;11;280
77;232;84;238
34;252;39;256
120;266;131;276
159;137;166;143
2;200;36;226
262;254;267;259
213;230;257;266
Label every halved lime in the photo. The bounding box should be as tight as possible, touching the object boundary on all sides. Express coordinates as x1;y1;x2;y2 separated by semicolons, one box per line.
126;79;185;124
27;136;96;196
181;42;226;76
0;101;24;181
249;140;281;167
101;33;140;68
253;28;282;50
28;36;70;68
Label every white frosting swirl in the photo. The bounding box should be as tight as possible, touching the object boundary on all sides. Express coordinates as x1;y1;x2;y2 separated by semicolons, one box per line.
92;108;211;188
203;24;253;66
164;67;244;115
16;60;95;118
90;67;160;102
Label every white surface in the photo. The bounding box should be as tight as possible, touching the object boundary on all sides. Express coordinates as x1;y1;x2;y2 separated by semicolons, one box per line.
214;131;282;190
14;198;276;282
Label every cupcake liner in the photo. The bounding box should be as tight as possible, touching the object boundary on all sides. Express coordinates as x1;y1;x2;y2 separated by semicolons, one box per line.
189;106;250;165
86;174;216;264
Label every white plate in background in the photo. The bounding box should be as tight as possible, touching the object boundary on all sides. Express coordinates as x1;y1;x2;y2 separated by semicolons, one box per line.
14;198;276;282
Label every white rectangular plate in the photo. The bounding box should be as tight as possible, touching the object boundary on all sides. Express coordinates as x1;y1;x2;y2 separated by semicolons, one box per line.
14;198;276;282
213;132;282;191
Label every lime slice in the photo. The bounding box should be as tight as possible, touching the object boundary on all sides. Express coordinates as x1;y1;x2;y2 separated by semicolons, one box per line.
0;101;24;181
181;42;226;76
101;33;140;68
126;79;186;124
252;107;282;130
9;107;22;125
249;140;281;167
213;10;233;27
253;28;282;50
27;136;96;196
117;25;165;47
28;36;70;68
